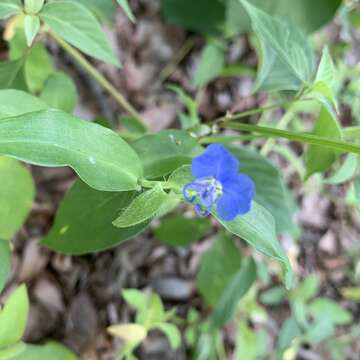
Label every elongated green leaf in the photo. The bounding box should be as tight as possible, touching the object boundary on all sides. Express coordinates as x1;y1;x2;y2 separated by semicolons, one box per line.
0;157;35;240
152;323;181;350
24;15;40;46
0;109;142;191
0;285;29;348
325;154;358;184
66;0;116;23
0;90;48;119
25;0;44;14
40;72;77;113
40;1;120;66
210;258;256;328
116;0;135;23
0;241;11;293
193;42;225;87
131;130;202;179
113;185;171;228
197;232;242;306
242;0;314;92
0;0;21;19
306;107;342;178
41;180;148;254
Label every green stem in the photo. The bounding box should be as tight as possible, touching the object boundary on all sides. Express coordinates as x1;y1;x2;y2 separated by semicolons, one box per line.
49;31;147;127
215;122;360;155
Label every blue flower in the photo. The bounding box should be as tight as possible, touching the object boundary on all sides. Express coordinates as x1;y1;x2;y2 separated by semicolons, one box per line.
183;144;255;221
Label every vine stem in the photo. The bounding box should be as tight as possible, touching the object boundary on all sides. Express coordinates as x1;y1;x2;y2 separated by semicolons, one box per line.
49;31;147;127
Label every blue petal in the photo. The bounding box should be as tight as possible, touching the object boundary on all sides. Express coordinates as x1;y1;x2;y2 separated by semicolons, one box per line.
217;174;255;221
192;144;239;181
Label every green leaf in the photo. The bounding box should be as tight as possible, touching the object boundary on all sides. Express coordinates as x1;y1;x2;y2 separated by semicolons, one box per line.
213;202;293;288
24;0;44;14
309;298;353;325
0;109;142;191
166;165;193;194
0;58;25;90
131;130;202;179
197;232;242;306
0;285;29;348
40;1;120;66
154;215;210;247
234;320;257;360
152;323;181;350
0;241;11;293
0;157;35;240
122;289;148;313
210;258;256;328
292;274;319;302
107;324;147;345
0;89;48;119
229;147;297;235
118;115;147;135
193;41;225;87
10;341;78;360
260;286;286;305
113;184;171;228
24;15;40;46
325;154;358;184
0;0;21;20
41;180;148;255
116;0;136;23
306;107;342;178
40;72;77;113
277;317;301;350
242;0;314;92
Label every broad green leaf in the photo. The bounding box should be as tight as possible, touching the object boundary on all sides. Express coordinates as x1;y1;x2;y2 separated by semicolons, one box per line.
24;0;44;14
277;317;301;350
161;0;225;34
0;285;29;348
193;42;225;87
0;109;142;191
154;215;210;247
197;232;242;306
0;342;26;359
152;323;181;350
306;107;342;178
304;316;335;344
113;185;171;228
325;154;358;184
9;31;54;93
0;89;48;119
41;180;148;255
309;298;352;325
66;0;116;23
131;130;202;179
166;165;193;194
40;72;77;113
0;157;35;240
213;202;293;288
116;0;136;23
210;258;256;328
234;321;257;360
0;0;21;20
23;15;40;46
0;241;11;293
107;324;147;344
242;0;314;92
0;58;25;90
10;341;78;360
230;147;297;235
40;1;120;66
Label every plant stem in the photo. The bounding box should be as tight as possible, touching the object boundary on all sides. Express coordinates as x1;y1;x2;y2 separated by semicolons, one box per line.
49;31;147;127
215;122;360;155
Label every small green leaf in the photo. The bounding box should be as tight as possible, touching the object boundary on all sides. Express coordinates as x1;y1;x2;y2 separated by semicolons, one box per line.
113;185;171;228
40;72;77;113
234;320;257;360
292;274;319;302
107;324;147;344
0;241;11;293
193;41;225;87
24;0;44;14
116;0;136;23
0;0;21;20
197;232;242;306
0;157;35;240
309;298;353;325
0;58;25;90
122;289;148;313
325;154;358;184
0;285;29;348
0;109;142;191
131;130;202;179
277;317;301;350
40;1;120;66
167;165;193;194
260;286;286;305
41;180;148;255
306;106;342;178
152;323;181;350
210;258;256;328
155;215;210;247
24;15;40;46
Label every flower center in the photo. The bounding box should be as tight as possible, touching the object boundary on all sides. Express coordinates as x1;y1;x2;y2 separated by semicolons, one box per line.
183;177;223;216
